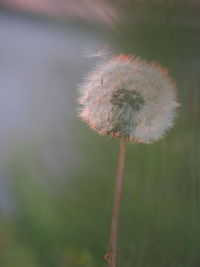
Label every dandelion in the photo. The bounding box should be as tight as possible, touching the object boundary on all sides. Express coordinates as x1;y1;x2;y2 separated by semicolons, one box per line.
78;54;179;267
79;54;179;143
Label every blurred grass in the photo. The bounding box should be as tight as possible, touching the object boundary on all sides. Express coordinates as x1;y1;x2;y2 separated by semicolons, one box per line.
0;1;200;266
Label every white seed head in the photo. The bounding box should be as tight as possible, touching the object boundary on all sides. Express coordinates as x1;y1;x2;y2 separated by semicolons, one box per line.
78;54;179;143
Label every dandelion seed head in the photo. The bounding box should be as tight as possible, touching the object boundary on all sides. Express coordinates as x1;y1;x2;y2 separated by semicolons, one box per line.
78;54;179;143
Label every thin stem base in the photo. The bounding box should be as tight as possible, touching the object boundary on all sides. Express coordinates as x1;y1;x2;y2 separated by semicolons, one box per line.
104;136;127;267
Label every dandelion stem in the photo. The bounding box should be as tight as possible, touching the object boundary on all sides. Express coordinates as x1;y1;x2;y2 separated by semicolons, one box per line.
104;136;127;267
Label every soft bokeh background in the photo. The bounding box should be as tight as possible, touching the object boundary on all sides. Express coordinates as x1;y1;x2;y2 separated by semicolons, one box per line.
0;1;199;266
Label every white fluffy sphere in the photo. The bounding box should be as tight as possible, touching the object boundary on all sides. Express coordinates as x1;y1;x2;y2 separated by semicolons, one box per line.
78;54;179;143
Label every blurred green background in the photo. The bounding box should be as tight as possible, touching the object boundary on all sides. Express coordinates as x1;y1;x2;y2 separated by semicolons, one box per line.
0;1;199;266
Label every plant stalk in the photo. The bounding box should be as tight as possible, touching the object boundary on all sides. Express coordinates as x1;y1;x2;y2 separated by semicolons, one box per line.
104;136;127;267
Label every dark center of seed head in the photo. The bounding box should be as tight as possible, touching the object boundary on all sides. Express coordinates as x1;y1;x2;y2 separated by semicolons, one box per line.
111;88;145;111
